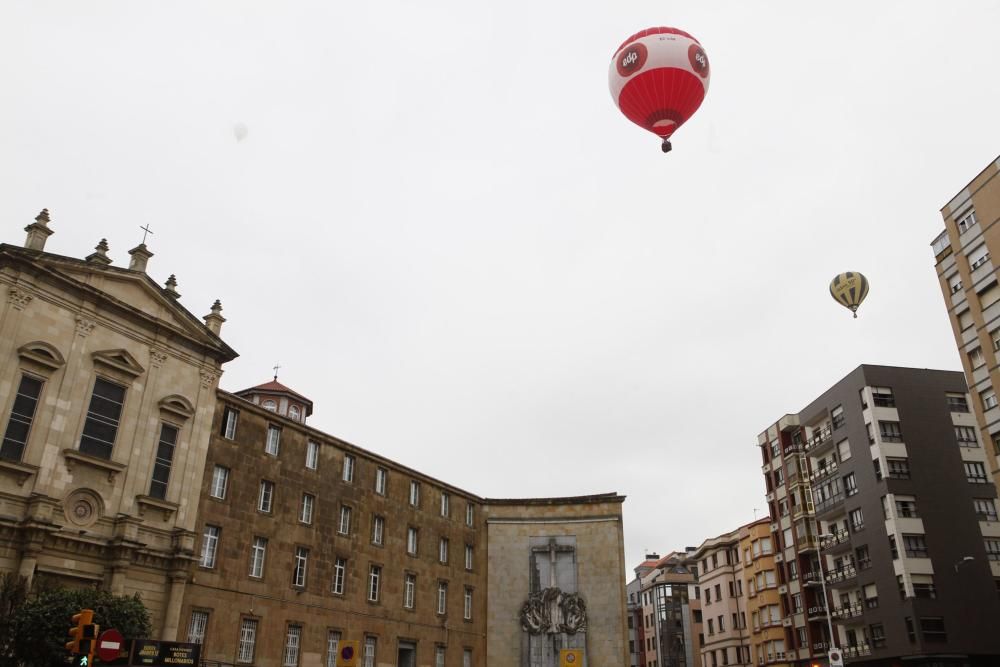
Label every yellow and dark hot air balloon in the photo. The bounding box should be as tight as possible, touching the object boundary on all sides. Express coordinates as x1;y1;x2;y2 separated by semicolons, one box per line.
829;272;870;318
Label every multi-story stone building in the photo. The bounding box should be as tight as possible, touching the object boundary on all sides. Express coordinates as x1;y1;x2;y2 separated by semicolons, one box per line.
0;210;630;667
758;365;1000;666
0;211;236;637
931;155;1000;488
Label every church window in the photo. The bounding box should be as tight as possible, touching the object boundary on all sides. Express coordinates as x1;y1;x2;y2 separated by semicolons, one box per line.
79;377;126;459
1;374;43;461
148;423;178;499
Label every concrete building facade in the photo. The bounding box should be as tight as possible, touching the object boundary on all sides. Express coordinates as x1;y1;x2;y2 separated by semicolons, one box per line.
689;527;751;667
633;551;702;667
758;365;1000;666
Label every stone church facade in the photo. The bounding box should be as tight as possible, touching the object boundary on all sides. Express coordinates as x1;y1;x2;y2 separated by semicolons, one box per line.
0;211;628;667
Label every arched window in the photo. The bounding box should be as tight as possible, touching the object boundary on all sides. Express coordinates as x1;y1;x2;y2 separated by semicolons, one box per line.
262;399;277;412
289;405;301;421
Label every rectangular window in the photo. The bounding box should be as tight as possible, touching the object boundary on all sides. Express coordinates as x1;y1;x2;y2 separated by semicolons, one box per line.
465;544;474;570
965;461;989;483
375;467;387;495
970;244;991;270
887;457;910;479
407;527;418;555
283;625;302;667
849;508;864;531
79;378;126;459
872;386;895;407
266;425;281;456
437;581;448;614
463;649;471;667
974;498;999;521
879;420;902;442
404;573;416;609
984;389;999;410
464;587;473;620
300;493;315;524
368;565;381;602
435;646;446;667
948;391;972;411
221;406;239;439
920;617;947;642
409;480;420;506
364;637;377;667
333;557;346;594
148;423;178;500
338;506;352;534
957;209;977;233
200;525;220;568
249;536;267;578
955;425;979;446
844;472;858;496
187;610;208;644
306;440;319;469
258;480;275;512
293;547;309;587
831;405;845;429
0;375;43;461
343;454;355;482
985;538;1000;561
903;534;928;558
439;537;449;564
912;574;936;599
466;503;474;526
326;632;341;667
210;465;229;499
372;515;385;545
441;492;450;517
870;623;886;649
838;439;852;461
895;497;918;518
949;273;964;294
237;618;258;663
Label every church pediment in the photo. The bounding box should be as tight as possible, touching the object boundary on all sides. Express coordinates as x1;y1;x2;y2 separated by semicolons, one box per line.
92;348;146;379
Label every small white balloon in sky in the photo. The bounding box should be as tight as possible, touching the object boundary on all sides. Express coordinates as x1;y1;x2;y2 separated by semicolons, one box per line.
233;123;248;142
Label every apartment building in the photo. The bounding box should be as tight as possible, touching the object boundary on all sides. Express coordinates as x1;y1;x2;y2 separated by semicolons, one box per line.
758;365;1000;666
741;520;788;667
634;551;702;667
690;527;751;667
932;155;1000;488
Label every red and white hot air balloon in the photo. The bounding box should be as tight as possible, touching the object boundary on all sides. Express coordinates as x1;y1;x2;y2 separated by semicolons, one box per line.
609;27;711;153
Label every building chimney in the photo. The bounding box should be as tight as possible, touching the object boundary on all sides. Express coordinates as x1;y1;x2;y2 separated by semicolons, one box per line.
645;553;660;561
23;209;54;252
127;243;153;273
203;299;226;335
164;274;181;299
86;238;113;265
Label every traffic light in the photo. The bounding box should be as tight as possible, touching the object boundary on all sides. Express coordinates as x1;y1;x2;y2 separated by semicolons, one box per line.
66;609;98;667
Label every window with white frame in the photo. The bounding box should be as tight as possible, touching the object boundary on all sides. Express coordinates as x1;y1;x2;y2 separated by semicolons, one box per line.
200;525;220;568
985;538;1000;561
437;581;448;614
949;273;963;294
957;210;977;233
364;637;376;667
965;461;989;483
300;493;315;524
332;557;346;594
435;646;446;667
439;537;449;564
210;465;229;499
968;348;985;370
338;506;352;534
283;625;302;667
221;406;239;439
343;454;355;482
293;547;309;587
266;425;281;455
289;404;300;421
955;425;979;446
237;618;258;663
440;492;450;517
463;587;473;620
249;536;267;578
263;399;277;412
463;649;472;667
974;497;998;521
407;527;418;555
466;503;474;526
326;631;341;667
465;544;473;570
984;389;998;410
849;507;865;531
969;244;991;270
404;573;416;609
375;467;387;495
372;515;384;546
187;610;208;644
368;565;381;602
258;480;274;513
306;440;319;469
409;480;420;506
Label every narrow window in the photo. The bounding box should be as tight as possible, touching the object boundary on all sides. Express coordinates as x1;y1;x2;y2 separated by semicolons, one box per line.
221;406;239;439
463;649;471;667
441;492;450;517
439;537;449;564
372;515;385;545
466;503;474;526
293;546;309;587
332;557;346;594
210;465;229;499
258;480;275;512
437;581;448;614
326;632;341;667
343;454;355;482
463;587;473;620
187;611;208;644
283;625;302;667
465;544;474;570
435;647;446;667
79;378;126;459
407;527;418;555
404;573;416;609
266;425;281;456
375;467;388;495
300;493;315;524
306;440;319;469
338;506;352;534
249;536;267;578
0;375;43;461
409;480;420;506
200;525;220;568
368;565;381;602
364;637;377;667
148;423;178;500
237;618;258;663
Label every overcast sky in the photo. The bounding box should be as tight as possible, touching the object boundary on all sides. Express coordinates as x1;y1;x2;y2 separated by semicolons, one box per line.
3;1;1000;575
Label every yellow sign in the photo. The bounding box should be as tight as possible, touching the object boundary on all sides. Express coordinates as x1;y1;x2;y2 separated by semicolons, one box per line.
336;640;360;667
560;649;583;666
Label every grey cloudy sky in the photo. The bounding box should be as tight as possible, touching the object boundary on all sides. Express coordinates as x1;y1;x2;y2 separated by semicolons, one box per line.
3;1;1000;573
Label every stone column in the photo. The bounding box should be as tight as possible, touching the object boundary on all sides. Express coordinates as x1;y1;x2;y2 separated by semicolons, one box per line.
160;570;188;641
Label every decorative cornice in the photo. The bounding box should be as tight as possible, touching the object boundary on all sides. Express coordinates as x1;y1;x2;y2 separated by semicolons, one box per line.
0;459;39;487
200;370;219;388
75;315;97;337
62;449;126;483
8;287;33;310
150;349;169;367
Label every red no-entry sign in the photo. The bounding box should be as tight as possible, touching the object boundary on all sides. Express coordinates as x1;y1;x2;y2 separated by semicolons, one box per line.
97;629;125;663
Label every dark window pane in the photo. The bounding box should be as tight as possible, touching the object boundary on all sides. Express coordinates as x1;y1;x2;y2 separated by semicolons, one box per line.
149;424;178;500
79;378;126;459
1;375;44;461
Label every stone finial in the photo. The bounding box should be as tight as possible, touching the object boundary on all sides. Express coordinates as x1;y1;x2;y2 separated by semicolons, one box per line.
164;274;181;299
127;243;154;273
24;208;54;252
203;299;226;335
86;238;113;265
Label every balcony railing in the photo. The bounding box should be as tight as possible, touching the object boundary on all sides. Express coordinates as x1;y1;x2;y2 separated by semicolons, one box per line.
806;604;829;619
805;426;834;452
832;603;864;620
802;570;822;585
809;460;839;483
826;564;857;585
821;528;850;549
812;642;828;652
814;492;846;515
843;643;873;658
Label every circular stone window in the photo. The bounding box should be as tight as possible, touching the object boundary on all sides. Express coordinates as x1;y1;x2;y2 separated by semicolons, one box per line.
64;489;104;529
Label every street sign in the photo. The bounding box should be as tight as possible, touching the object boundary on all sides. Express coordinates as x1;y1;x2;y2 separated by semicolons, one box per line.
560;649;583;666
129;639;201;666
97;629;125;663
828;648;844;667
337;640;359;667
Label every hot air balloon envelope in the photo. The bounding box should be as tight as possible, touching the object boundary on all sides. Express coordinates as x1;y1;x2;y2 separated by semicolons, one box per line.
830;272;870;318
609;27;710;151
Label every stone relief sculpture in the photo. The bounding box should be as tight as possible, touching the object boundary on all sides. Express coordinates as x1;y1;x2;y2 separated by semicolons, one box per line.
521;537;588;667
520;589;587;635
